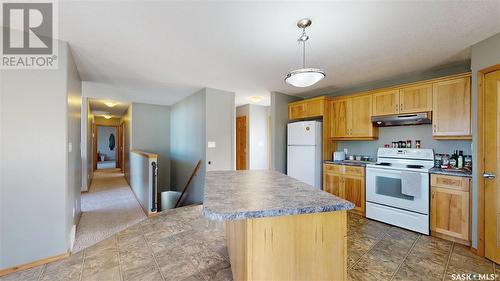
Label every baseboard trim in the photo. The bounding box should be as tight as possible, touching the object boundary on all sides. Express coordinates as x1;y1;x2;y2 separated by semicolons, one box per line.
0;251;70;277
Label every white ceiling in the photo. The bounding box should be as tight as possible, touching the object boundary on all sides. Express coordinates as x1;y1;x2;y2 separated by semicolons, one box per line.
89;99;129;117
59;1;500;106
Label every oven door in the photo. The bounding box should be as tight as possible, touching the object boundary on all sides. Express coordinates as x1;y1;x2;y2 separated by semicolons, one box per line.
366;167;429;214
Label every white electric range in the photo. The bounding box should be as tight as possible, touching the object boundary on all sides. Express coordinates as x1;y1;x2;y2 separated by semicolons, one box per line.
365;148;435;234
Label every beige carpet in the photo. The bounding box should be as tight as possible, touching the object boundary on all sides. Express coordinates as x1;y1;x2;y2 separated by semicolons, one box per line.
72;169;146;253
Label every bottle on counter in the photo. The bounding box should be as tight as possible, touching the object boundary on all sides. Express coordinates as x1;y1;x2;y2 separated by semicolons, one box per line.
457;151;464;169
465;155;472;169
401;141;406;148
406;140;412;148
415;140;421;149
441;154;449;169
434;154;442;168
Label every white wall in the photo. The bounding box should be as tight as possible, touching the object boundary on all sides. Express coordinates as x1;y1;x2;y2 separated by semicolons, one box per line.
0;42;81;269
170;88;235;205
270;92;301;174
129;152;156;213
236;104;270;170
205;88;235;171
170;89;206;204
66;46;82;250
123;105;132;183
131;103;171;191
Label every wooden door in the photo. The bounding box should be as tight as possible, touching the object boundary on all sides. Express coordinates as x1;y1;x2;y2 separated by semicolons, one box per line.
323;172;342;197
343;175;365;215
372;89;399;116
484;70;500;263
399;83;433;113
430;186;469;242
432;77;471;138
330;99;350;138
236;116;247;170
349;95;373;137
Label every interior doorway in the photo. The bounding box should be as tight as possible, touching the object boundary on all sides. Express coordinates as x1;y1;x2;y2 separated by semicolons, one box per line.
236;116;247;170
93;123;124;172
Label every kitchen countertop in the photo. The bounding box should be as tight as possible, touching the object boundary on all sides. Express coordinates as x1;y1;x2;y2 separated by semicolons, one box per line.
429;167;472;178
202;170;354;221
324;160;376;167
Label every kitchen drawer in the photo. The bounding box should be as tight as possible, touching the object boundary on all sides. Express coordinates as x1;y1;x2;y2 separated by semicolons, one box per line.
323;164;364;177
324;164;343;174
431;174;470;191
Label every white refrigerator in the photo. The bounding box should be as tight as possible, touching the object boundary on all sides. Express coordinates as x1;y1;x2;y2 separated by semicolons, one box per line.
287;121;322;188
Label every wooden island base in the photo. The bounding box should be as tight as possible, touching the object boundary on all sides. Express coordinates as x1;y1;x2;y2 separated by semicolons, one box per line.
225;210;347;281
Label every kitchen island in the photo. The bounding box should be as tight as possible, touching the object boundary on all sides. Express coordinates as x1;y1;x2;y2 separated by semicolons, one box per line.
203;170;354;281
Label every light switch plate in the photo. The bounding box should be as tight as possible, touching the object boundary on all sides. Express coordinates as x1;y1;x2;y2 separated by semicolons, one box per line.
208;141;216;148
69;142;73;152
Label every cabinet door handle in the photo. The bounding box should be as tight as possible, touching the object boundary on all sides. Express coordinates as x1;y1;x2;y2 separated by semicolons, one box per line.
433;124;437;133
400;104;403;111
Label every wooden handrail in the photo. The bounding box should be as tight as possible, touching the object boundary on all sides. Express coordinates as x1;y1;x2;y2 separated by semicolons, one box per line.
175;160;202;208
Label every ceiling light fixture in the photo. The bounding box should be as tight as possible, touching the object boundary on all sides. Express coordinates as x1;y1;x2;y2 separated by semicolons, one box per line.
249;96;262;103
104;102;117;108
285;18;325;88
103;115;112;119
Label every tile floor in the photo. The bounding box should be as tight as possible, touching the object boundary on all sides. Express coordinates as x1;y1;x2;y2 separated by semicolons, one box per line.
1;206;498;281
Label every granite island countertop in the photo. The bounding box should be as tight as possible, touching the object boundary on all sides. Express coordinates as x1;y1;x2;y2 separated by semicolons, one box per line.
429;167;472;178
202;170;355;221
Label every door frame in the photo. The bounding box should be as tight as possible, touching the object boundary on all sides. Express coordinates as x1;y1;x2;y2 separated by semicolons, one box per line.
93;124;120;171
236;116;248;170
476;63;500;257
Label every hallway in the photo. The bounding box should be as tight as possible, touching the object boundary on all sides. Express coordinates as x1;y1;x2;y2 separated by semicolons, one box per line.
73;169;146;253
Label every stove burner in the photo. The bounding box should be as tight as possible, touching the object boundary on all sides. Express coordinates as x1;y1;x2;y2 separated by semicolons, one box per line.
376;162;392;166
407;164;424;169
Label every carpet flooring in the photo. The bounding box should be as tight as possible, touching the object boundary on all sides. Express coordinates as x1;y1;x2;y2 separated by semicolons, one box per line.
72;169;146;253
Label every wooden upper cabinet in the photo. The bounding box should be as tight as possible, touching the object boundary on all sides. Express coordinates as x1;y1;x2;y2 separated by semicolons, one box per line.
289;103;307;120
330;99;350;138
330;95;377;139
432;77;471;139
350;95;374;137
372;90;399;116
399;84;433;113
288;97;325;120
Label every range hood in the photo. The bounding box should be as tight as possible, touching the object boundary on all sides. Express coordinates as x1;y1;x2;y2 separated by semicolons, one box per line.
371;112;432;127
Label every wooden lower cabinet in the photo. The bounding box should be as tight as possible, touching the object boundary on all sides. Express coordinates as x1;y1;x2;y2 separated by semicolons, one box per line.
225;211;347;281
323;164;365;216
430;174;471;245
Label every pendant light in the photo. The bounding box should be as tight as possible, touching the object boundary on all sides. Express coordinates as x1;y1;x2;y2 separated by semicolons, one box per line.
285;18;325;87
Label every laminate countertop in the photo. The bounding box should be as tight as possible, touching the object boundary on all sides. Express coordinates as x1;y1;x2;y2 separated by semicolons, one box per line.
429;167;472;178
202;170;354;221
324;160;375;167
